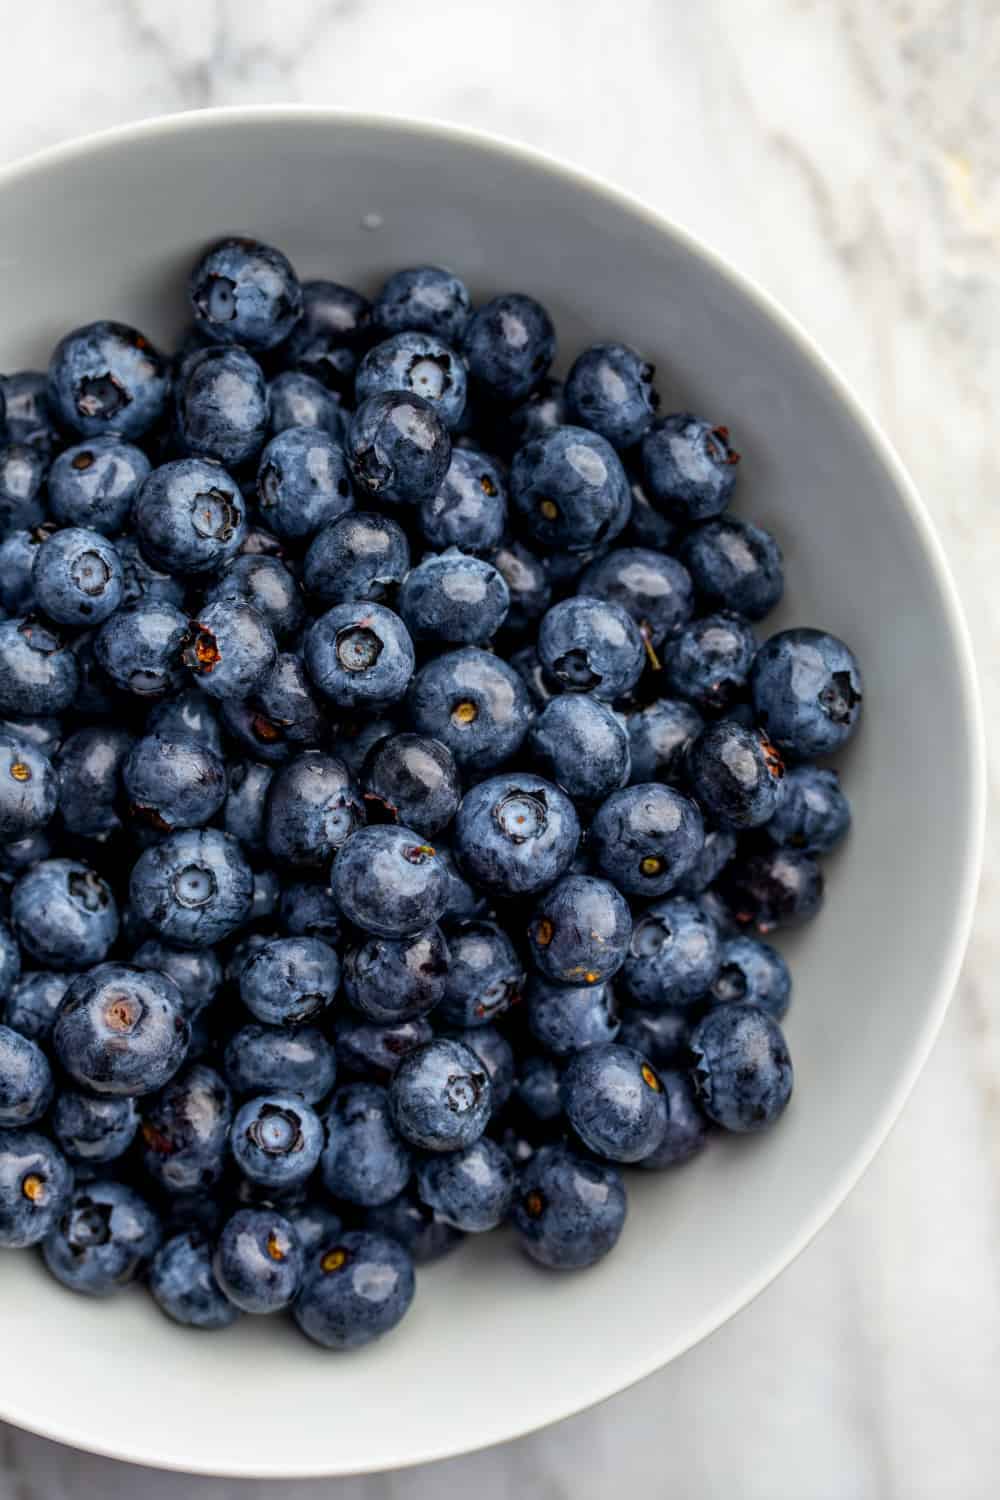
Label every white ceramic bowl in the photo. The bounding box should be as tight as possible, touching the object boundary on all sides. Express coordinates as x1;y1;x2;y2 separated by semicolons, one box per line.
0;108;983;1478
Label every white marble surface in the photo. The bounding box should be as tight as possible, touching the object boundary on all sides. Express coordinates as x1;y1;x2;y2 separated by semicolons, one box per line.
1;1;999;1495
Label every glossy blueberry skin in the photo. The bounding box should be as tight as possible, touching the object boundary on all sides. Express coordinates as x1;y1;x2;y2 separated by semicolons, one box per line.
641;413;740;523
346;391;452;507
373;266;471;343
678;516;783;622
416;1135;514;1233
294;1228;415;1349
0;930;18;1016
231;1092;323;1191
256;426;354;542
0;371;59;457
344;924;449;1025
12;859;118;968
664;612;758;715
420;446;507;556
525;976;619;1057
150;1232;239;1330
56;725;130;839
332;825;448;940
690;1001;793;1131
591;783;704;898
183;599;277;702
512;1143;626;1269
2;972;68;1042
176;346;269;468
623;471;676;550
227;652;324;762
462;293;555;403
190;237;302;351
0;1025;52;1125
0;732;57;841
0;528;44;615
48;436;151;535
0;444;46;535
502;377;567;454
204;554;305;642
43;1180;162;1297
96;598;187;699
122;732;227;834
365;1186;463;1266
305;601;414;711
538;596;645;702
115;535;186;608
287;1201;345;1257
304;511;410;608
47;320;169;441
240;937;340;1028
407;646;535;771
320;1082;412;1206
528;875;632;990
616;1006;690;1070
492;538;551;633
454;771;579;897
335;1015;433;1083
436;920;522;1029
361;733;460;839
765;765;850;854
719;847;824;934
222;761;273;851
279;882;342;946
622;897;721;1012
283;280;372;394
134;458;246;577
224;1023;336;1104
0;1128;72;1248
139;1062;232;1192
0;713;62;757
452;1023;515;1114
268;369;346;443
427;843;484;925
264;753;364;871
50;1092;137;1169
626;697;704;786
54;961;189;1098
561;1042;667;1163
129;828;254;949
131;941;221;1019
637;1069;709;1169
686;720;785;831
357;331;467;432
564;342;659;450
529;694;630;807
213;1208;302;1314
751;628;863;759
675;826;737;898
514;1053;563;1123
710;935;791;1021
579;547;693;650
511;427;631;554
399;550;510;645
0;618;80;717
389;1037;492;1152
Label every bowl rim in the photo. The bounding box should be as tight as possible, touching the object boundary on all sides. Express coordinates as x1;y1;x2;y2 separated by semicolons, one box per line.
0;104;986;1479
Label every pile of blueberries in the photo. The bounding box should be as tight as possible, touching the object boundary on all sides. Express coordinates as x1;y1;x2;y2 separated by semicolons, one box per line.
0;237;862;1350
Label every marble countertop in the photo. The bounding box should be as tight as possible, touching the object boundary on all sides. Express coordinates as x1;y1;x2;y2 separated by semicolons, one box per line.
2;1;998;1496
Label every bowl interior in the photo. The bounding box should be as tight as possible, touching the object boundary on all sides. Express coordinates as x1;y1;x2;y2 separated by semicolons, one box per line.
0;111;982;1478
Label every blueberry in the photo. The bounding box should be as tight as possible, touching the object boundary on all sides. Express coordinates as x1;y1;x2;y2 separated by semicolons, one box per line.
0;731;57;841
454;772;579;896
525;976;619;1057
189;237;302;351
268;369;346;443
625;701;700;789
50;1091;136;1168
622;897;720;1011
115;536;187;608
263;752;364;870
0;527;46;615
434;842;488;924
751;628;863;759
3;972;68;1042
331;714;400;777
0;1025;52;1124
436;919;523;1029
616;1006;690;1069
131;940;221;1020
512;1143;626;1269
420;447;507;555
579;547;693;650
346;391;452;506
529;694;630;806
56;726;131;839
564;343;659;450
561;1042;667;1163
223;761;274;850
622;470;676;550
12;859;118;968
0;1128;72;1247
0;371;59;457
226;652;324;761
373;266;471;344
0;618;80;717
719;847;824;934
256;426;354;542
279;881;342;946
0;713;62;757
389;1037;492;1152
331;825;448;939
175;346;269;469
492;539;551;633
335;1015;434;1083
416;1135;514;1233
361;733;460;838
129;829;253;948
134;458;245;576
686;720;785;830
0;445;46;535
343;924;449;1024
637;1069;709;1169
231;1093;323;1191
224;1023;336;1104
511;427;631;553
689;1002;792;1131
765;765;850;854
303;511;410;607
664;612;758;714
449;1023;515;1113
204;554;305;641
365;1186;463;1265
528;875;631;991
709;935;791;1021
641;414;740;523
48;436;151;536
320;1082;412;1206
213;1208;302;1313
283;280;372;394
150;1232;239;1330
183;599;277;701
139;1062;232;1192
47;321;169;440
462;294;555;403
514;1054;563;1123
590;783;704;897
304;601;414;710
294;1229;415;1349
503;377;567;450
407;647;535;770
286;1201;345;1257
53;961;189;1097
678;516;783;622
43;1180;162;1296
122;732;227;834
239;935;340;1027
357;330;467;432
398;549;510;645
538;596;645;701
96;599;188;699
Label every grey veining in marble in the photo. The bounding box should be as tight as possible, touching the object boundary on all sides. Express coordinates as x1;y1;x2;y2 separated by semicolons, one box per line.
1;1;999;1496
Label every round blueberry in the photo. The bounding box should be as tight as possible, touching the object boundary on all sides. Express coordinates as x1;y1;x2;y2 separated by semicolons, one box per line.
0;1025;52;1125
0;731;57;842
263;752;363;871
175;346;269;468
690;1002;793;1131
231;1093;323;1191
33;528;124;630
407;646;535;770
512;1143;626;1270
641;413;740;523
462;293;555;403
223;1023;336;1104
43;1180;162;1296
564;342;659;450
765;765;851;854
719;847;824;934
676;827;739;896
283;279;372;394
239;936;340;1027
256;426;354;542
389;1037;492;1152
150;1232;239;1330
47;321;169;441
492;538;551;632
529;694;630;805
361;733;460;839
590;783;704;898
420;446;507;555
453;772;580;897
622;897;721;1010
398;549;509;645
2;972;68;1043
320;1082;412;1206
204;554;305;642
416;1136;514;1233
637;1069;709;1169
129;828;254;948
357;331;467;431
664;612;758;714
225;653;324;762
213;1208;302;1314
131;941;221;1019
223;761;274;850
48;436;151;535
305;601;414;711
525;976;619;1057
528;874;631;988
287;1202;345;1257
95;598;188;699
579;547;693;649
0;527;46;616
268;369;346;443
0;371;59;458
139;1062;231;1192
183;599;277;702
343;924;449;1024
373;266;471;344
189;237;302;351
123;732;227;833
303;511;410;607
331;825;448;940
751;628;863;759
12;859;118;968
0;1128;72;1248
294;1229;415;1349
0;617;80;717
51;1091;138;1166
678;516;783;622
561;1042;667;1163
501;377;567;451
57;725;132;839
686;720;785;830
0;445;46;535
538;596;645;701
437;919;523;1029
346;391;452;506
116;535;187;608
279;881;342;946
511;427;631;553
709;935;791;1020
514;1054;564;1124
54;962;189;1097
134;458;246;576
